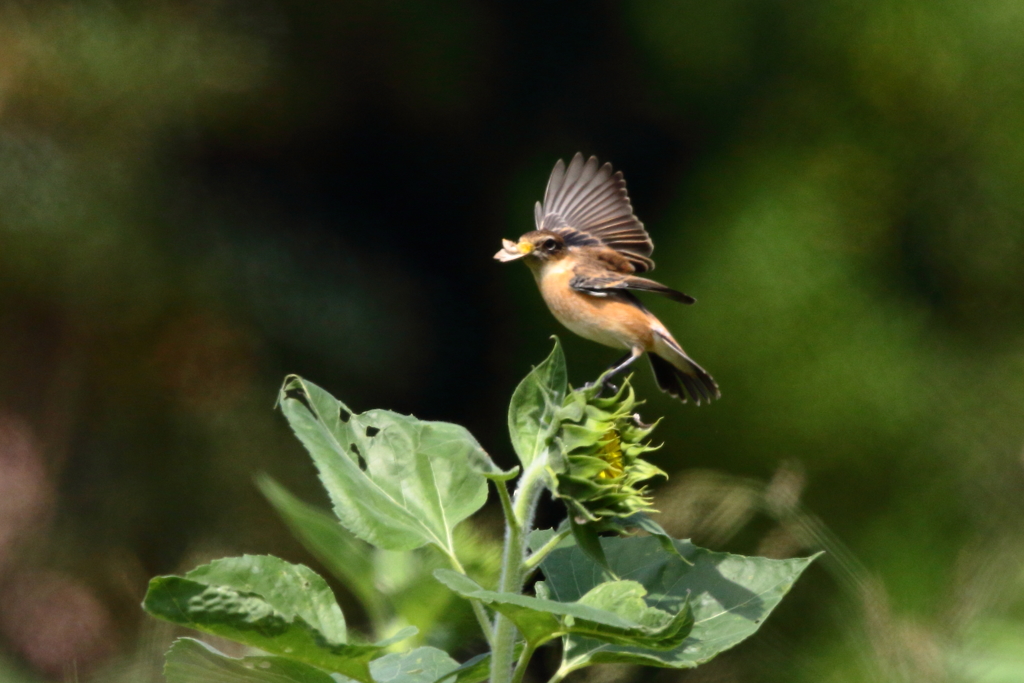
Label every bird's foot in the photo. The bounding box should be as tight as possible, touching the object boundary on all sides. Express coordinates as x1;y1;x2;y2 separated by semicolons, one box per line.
582;375;618;396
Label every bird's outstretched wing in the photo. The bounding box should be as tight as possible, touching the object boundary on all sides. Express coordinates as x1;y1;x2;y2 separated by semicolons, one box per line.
535;153;655;273
569;266;695;304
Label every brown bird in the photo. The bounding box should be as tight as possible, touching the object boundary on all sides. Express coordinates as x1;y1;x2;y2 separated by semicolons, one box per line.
495;153;719;404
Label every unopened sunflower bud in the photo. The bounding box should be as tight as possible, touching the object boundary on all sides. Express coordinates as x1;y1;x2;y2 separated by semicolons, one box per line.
550;378;665;522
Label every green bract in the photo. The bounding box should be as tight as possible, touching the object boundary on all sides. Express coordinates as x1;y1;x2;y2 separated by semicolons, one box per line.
142;339;818;683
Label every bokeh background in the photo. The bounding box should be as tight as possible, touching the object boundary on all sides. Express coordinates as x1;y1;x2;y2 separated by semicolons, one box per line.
2;1;1024;681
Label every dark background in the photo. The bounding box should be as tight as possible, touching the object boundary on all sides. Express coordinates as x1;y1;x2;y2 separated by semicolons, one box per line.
2;1;1024;681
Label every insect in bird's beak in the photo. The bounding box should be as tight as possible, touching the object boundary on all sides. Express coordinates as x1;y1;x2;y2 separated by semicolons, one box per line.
494;238;531;262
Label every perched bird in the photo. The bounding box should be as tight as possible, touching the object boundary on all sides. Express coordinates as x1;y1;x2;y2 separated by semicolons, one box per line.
495;153;719;404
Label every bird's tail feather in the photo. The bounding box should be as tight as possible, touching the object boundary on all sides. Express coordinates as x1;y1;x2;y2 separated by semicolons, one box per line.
648;333;719;404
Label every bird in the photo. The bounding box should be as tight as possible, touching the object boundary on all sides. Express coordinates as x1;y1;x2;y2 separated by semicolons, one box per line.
495;153;719;404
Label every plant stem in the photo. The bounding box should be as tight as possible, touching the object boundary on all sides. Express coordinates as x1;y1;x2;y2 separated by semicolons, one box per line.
495;477;518;535
544;667;570;683
489;460;548;683
447;553;495;648
509;642;537;683
523;528;571;573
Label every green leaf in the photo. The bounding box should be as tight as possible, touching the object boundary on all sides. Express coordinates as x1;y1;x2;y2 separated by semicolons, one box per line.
429;644;526;683
508;338;567;469
433;569;691;650
278;375;495;554
567;516;614;577
370;647;459;683
164;638;336;683
256;475;386;624
143;555;410;681
621;514;686;562
573;581;693;649
533;535;818;672
588;513;693;566
431;652;489;683
258;476;500;651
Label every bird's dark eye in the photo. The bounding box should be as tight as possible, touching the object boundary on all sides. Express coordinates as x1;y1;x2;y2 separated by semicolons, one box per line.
543;238;558;251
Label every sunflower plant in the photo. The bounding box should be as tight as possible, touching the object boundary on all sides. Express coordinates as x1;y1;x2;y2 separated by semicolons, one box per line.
142;338;817;683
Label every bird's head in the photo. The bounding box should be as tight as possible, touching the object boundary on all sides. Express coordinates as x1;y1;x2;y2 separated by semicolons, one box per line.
494;230;567;265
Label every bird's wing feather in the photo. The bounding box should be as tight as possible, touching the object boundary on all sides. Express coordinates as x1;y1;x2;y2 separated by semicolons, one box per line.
535;153;655;273
569;265;695;304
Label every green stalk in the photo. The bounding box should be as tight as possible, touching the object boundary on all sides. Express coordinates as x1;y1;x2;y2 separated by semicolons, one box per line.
446;552;495;648
489;460;548;683
509;642;538;683
544;668;570;683
523;528;571;574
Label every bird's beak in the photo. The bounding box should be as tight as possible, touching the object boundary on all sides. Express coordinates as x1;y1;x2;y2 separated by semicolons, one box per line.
494;238;531;262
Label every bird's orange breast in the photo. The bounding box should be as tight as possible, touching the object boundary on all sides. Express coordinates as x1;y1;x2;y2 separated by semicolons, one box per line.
534;262;655;351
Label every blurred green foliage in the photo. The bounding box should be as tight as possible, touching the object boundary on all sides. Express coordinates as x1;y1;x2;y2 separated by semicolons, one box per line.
1;1;1023;682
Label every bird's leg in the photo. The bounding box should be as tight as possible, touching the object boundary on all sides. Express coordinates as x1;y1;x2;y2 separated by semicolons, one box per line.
597;352;632;393
604;347;643;383
586;348;643;394
607;351;634;373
